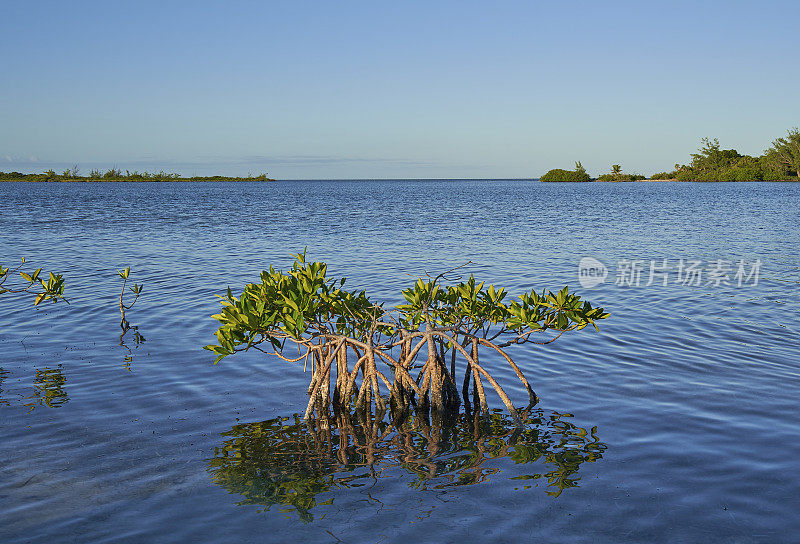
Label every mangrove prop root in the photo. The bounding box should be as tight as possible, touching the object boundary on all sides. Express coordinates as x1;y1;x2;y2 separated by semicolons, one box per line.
297;328;533;425
471;339;489;413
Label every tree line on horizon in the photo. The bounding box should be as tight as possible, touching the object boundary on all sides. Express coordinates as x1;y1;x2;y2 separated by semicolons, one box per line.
541;127;800;182
0;167;274;182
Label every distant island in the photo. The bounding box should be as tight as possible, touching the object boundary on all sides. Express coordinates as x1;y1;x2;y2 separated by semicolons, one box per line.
0;168;275;182
541;127;800;182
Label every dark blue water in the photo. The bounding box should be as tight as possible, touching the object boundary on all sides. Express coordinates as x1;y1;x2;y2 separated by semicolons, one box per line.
1;180;799;543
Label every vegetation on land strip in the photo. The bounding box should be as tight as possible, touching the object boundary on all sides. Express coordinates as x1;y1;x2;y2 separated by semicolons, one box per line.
540;127;800;181
766;128;800;179
663;131;798;181
205;253;608;421
539;161;591;182
597;164;646;182
0;168;274;182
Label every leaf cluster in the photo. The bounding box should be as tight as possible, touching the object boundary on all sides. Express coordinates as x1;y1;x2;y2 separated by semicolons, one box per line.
398;274;607;344
206;256;608;364
0;257;67;306
205;252;382;363
118;266;143;304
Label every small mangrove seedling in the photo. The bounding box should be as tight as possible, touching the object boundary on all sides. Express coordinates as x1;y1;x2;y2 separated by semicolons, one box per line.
205;253;609;422
117;266;143;332
0;257;67;306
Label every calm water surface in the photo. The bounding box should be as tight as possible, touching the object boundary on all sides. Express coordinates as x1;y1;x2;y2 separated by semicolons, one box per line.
1;180;799;543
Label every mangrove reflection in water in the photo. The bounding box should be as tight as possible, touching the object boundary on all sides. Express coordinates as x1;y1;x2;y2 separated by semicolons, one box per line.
119;326;146;372
207;408;607;522
24;365;69;410
0;367;10;406
0;364;71;411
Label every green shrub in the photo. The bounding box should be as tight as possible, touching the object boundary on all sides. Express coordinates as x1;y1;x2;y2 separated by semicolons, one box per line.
732;166;763;181
0;171;25;180
540;162;591;182
597;173;646;182
762;168;787;181
763;128;800;179
759;155;791;180
205;253;608;419
696;170;721;181
717;168;737;181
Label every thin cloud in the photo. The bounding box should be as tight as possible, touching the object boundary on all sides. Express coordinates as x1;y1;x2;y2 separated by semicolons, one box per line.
211;154;445;168
1;153;494;175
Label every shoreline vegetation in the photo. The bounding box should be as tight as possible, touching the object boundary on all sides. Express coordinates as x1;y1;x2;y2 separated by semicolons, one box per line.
0;168;275;182
542;128;800;182
4;128;798;184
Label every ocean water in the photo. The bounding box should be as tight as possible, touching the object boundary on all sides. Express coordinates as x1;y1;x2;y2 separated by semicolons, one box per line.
1;180;799;543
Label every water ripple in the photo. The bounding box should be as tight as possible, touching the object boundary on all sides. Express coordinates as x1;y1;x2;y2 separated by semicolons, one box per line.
1;180;799;543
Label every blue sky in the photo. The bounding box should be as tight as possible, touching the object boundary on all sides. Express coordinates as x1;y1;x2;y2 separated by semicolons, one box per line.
1;1;798;178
